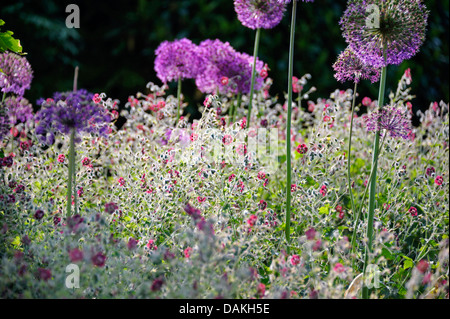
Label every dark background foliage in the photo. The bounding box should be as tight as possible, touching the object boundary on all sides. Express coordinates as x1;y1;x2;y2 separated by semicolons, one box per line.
1;0;448;122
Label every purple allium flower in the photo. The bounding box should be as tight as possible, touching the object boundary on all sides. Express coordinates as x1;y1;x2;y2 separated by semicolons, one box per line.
365;104;412;139
195;39;265;95
154;38;203;83
278;0;314;3
35;89;111;144
0;52;33;96
5;96;34;125
0;112;10;140
333;47;380;83
234;0;286;29
340;0;429;68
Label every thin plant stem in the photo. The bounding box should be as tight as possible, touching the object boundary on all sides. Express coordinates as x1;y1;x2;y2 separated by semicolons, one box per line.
66;128;75;217
73;66;79;92
73;66;79;216
362;51;387;299
246;27;261;129
1;92;6;104
350;134;387;266
285;0;297;253
176;77;182;123
348;80;358;224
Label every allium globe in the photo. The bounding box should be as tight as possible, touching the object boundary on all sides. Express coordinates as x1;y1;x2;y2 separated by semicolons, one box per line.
340;0;429;67
333;47;381;83
234;0;286;30
0;51;33;96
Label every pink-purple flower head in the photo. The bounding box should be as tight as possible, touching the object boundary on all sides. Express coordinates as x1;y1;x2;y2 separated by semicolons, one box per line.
333;47;380;83
195;39;265;95
278;0;314;3
35;89;111;144
340;0;429;68
154;38;203;83
365;104;412;139
234;0;286;30
0;51;33;96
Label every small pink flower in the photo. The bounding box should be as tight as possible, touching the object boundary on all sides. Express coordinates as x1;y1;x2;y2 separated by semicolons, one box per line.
291;184;297;192
92;93;102;104
422;273;432;285
118;177;125;186
408;206;418;217
220;76;229;86
197;196;206;203
333;263;345;274
257;171;266;180
435;175;443;186
57;154;65;163
228;174;236;182
296;143;308;154
416;260;429;274
362;97;372;107
146;239;157;251
290;254;301;266
247;214;258;227
257;283;266;298
222;134;233;145
305;227;316;240
319;185;327;197
184;247;193;258
82;157;91;166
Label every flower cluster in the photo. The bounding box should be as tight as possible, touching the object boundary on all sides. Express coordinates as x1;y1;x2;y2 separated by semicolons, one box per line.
196;39;265;95
365;104;412;139
333;47;380;83
35;89;112;144
234;0;286;30
340;0;429;67
154;38;204;83
0;52;33;96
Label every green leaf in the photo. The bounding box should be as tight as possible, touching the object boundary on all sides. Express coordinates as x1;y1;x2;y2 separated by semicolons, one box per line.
402;255;413;270
0;30;22;53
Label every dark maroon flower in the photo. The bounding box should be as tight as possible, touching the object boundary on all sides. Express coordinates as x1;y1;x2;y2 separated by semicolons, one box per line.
105;202;118;214
69;248;84;262
151;277;164;292
258;200;267;210
127;237;138;250
305;227;316;240
38;268;52;281
34;209;45;220
91;252;106;267
21;235;31;246
18;264;27;277
425;167;435;177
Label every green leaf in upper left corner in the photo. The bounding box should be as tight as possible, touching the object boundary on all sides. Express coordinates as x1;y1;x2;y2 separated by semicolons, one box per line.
0;20;23;54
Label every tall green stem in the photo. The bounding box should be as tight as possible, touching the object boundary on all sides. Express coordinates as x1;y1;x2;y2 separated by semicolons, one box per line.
285;0;297;252
176;77;182;123
362;61;387;299
246;27;261;129
66;128;76;217
232;93;241;125
348;81;358;225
